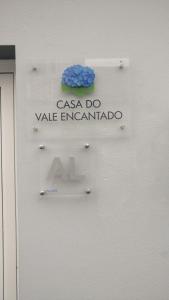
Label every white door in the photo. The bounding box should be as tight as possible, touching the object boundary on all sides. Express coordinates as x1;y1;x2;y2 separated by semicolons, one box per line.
0;74;16;300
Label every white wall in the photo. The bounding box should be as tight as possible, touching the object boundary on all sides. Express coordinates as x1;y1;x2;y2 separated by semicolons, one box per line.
0;0;169;299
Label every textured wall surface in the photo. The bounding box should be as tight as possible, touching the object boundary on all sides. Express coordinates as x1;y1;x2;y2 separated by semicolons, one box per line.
0;0;169;299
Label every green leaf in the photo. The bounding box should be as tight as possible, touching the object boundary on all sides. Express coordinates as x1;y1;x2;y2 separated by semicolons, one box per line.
61;84;95;96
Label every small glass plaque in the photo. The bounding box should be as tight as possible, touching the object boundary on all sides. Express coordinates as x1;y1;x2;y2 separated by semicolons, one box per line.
39;139;97;197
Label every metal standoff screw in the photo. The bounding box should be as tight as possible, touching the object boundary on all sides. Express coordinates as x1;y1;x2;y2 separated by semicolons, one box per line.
39;144;45;150
85;188;91;194
32;67;37;72
84;143;90;149
120;125;125;130
119;60;124;69
40;190;46;196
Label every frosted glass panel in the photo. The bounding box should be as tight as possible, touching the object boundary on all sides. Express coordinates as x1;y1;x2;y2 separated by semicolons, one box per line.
39;139;97;197
25;60;132;140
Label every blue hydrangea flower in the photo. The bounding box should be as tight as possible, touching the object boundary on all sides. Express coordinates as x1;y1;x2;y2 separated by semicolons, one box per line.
62;65;95;88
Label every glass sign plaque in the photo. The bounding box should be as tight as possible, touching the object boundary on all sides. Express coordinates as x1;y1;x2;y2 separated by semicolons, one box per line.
23;58;132;197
